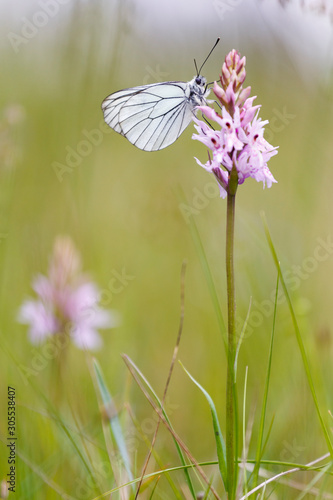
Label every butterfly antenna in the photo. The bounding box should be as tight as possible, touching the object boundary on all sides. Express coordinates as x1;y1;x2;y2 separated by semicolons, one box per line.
194;58;199;75
197;37;220;75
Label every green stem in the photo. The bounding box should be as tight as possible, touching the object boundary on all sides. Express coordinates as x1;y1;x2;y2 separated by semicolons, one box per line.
226;166;238;499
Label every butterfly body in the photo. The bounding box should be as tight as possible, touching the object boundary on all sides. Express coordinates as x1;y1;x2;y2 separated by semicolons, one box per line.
102;75;209;151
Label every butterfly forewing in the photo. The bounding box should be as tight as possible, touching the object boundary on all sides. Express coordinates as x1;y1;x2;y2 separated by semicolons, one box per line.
148;99;192;151
102;77;209;151
102;81;197;151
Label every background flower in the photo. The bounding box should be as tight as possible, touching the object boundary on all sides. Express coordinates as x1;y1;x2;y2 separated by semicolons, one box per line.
18;236;119;350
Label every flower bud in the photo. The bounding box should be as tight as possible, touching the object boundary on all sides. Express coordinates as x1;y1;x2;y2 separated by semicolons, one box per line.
220;50;246;93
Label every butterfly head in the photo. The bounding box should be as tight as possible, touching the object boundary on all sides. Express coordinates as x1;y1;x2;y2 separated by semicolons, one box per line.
190;75;207;93
187;75;209;107
195;75;206;87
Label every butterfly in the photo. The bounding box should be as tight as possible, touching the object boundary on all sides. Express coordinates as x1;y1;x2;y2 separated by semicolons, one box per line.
101;39;220;152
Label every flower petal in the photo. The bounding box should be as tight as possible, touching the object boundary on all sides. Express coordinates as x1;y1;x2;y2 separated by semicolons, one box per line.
18;300;58;343
71;328;103;350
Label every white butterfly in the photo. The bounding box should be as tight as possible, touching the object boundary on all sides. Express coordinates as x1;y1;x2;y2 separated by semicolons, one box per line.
101;39;220;152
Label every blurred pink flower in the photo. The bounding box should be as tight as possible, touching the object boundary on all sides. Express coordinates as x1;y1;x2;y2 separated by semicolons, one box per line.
18;236;119;350
192;50;278;198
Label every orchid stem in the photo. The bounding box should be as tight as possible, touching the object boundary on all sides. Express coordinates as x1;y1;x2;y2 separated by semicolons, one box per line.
226;166;238;499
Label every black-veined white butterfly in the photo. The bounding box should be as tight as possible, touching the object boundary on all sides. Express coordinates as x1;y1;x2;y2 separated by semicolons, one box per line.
101;39;220;152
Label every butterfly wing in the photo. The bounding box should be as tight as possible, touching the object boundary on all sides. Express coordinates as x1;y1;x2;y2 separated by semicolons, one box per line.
102;85;148;136
102;82;194;151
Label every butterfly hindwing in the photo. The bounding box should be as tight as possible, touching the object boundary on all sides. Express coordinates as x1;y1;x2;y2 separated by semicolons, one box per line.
102;86;151;135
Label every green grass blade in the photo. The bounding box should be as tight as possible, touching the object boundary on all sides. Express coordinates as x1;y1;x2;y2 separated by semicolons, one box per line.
233;377;239;497
180;362;228;492
90;455;333;500
148;475;161;499
91;461;221;500
294;462;332;500
241;366;249;496
234;297;252;381
122;354;196;499
262;214;333;456
127;405;184;499
92;358;134;484
252;270;280;490
10;358;102;495
201;476;215;500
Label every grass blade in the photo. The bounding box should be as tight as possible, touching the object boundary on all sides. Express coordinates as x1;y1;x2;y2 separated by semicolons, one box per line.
241;366;249;497
261;213;333;456
122;354;221;499
180;362;228;492
294;462;332;500
251;270;280;490
92;358;134;485
234;297;252;381
240;453;332;499
126;404;183;498
134;261;196;500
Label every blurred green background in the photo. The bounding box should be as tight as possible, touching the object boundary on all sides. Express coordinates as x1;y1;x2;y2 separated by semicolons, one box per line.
1;0;333;498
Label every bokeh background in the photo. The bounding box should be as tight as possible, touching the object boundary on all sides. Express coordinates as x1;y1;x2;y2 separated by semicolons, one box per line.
1;0;333;498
